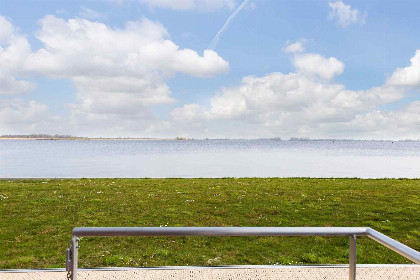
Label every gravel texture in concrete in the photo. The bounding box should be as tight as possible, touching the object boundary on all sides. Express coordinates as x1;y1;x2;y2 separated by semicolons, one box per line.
0;265;419;280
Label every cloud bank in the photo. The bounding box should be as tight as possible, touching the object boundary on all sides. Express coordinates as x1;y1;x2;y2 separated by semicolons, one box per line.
152;50;419;139
0;15;419;140
0;16;229;136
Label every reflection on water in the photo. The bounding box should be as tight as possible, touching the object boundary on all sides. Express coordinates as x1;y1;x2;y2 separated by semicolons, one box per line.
1;139;419;178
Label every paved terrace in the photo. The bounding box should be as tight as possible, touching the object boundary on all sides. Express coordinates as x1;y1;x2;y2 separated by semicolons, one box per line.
1;265;419;280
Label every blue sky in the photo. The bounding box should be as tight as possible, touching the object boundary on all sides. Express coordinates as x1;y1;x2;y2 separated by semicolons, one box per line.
0;0;419;139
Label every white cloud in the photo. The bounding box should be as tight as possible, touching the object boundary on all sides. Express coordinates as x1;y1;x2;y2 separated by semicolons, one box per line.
293;53;344;80
328;1;367;27
0;17;32;71
171;49;230;78
146;49;420;139
138;0;235;11
0;15;229;136
19;16;228;134
207;73;402;123
0;16;34;95
0;99;62;134
1;14;418;140
325;101;420;139
0;73;35;95
386;49;420;88
283;39;306;53
0;100;47;125
0;16;14;43
25;16;229;78
154;51;420;139
171;104;209;122
0;20;51;131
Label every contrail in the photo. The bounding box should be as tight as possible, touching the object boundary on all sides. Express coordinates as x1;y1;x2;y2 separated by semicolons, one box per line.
208;0;250;50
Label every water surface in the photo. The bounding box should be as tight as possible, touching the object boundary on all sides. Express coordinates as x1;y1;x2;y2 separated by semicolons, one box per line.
1;139;419;178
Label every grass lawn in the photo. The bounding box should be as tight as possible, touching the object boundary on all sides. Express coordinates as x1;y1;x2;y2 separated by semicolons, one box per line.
0;178;419;269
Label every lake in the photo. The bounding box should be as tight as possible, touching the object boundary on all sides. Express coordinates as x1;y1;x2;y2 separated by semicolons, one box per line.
0;139;419;178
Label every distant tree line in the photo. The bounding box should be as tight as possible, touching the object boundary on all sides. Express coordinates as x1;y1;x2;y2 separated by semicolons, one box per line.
0;134;77;138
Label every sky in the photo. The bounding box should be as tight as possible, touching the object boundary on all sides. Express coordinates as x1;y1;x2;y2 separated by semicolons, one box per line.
0;0;419;139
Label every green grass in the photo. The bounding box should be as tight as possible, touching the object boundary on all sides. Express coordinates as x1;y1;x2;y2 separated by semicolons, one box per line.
0;178;419;269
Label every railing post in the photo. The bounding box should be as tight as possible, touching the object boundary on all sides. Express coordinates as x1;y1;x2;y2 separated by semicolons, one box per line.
71;235;78;280
349;234;357;280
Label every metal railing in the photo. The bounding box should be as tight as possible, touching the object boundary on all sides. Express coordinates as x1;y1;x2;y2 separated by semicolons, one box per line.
66;227;420;280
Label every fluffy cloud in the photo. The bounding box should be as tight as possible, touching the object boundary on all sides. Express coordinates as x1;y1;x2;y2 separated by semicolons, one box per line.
0;99;61;134
171;104;209;122
25;16;229;78
324;101;420;139
138;0;235;11
0;17;34;95
293;53;344;80
283;39;306;53
156;51;420;139
0;73;35;95
0;15;229;136
20;16;229;134
386;49;420;88
0;16;14;42
207;73;402;123
328;1;366;27
149;104;210;135
1;14;418;140
0;100;47;125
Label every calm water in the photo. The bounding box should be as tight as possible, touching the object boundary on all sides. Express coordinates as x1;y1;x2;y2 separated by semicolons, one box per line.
0;139;419;178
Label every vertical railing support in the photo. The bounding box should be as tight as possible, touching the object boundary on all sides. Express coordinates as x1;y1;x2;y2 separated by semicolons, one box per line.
71;235;78;280
349;234;357;280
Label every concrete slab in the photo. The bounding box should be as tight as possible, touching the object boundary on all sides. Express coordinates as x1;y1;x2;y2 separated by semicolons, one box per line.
0;265;419;280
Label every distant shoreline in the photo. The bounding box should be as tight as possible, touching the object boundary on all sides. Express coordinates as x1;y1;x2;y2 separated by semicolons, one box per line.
0;137;188;141
0;137;418;142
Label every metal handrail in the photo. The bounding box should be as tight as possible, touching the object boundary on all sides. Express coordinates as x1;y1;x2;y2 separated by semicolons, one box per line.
66;227;420;280
366;228;420;264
